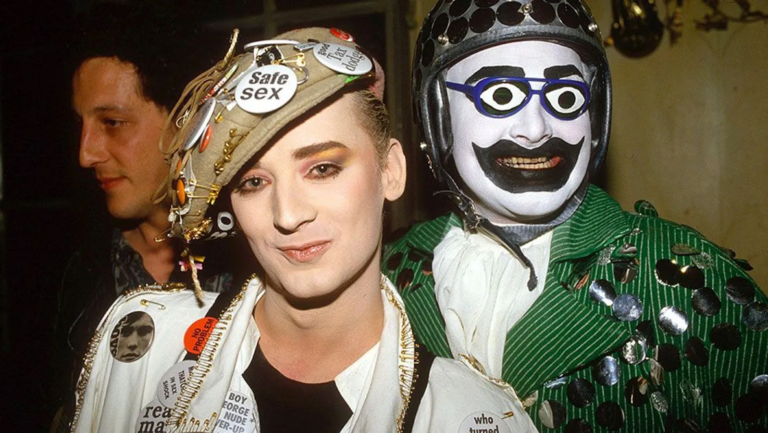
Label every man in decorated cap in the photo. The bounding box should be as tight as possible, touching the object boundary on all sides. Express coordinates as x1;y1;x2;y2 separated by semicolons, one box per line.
70;27;537;433
385;0;768;431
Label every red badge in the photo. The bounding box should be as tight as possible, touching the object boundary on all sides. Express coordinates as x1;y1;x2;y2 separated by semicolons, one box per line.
184;317;218;355
330;28;354;42
199;125;212;153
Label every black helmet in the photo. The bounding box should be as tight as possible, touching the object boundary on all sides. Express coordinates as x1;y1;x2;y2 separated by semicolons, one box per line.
413;0;612;183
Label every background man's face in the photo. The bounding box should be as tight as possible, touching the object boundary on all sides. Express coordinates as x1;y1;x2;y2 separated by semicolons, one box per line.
73;57;169;220
446;41;594;224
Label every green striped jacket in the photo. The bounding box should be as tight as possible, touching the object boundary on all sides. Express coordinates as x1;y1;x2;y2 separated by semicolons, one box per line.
384;185;767;432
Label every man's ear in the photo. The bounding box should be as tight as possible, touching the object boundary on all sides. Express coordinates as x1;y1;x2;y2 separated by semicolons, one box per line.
382;138;407;202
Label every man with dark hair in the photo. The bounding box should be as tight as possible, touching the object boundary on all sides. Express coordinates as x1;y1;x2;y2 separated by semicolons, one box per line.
386;0;768;431
52;5;237;430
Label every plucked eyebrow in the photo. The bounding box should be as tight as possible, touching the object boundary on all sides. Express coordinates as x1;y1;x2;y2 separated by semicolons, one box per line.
291;141;349;160
465;66;525;84
544;65;584;80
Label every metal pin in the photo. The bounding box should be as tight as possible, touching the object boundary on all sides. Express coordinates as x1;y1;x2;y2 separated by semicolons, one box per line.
140;299;167;310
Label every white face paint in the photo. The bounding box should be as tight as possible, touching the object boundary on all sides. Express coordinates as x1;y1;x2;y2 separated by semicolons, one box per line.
446;41;594;224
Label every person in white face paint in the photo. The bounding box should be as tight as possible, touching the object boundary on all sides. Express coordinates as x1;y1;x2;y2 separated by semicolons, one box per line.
70;28;537;433
385;1;768;431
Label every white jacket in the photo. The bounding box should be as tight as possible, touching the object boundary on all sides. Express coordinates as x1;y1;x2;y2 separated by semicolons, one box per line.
72;276;537;433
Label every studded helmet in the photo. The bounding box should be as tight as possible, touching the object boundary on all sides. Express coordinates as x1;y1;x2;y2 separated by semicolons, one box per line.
413;0;612;183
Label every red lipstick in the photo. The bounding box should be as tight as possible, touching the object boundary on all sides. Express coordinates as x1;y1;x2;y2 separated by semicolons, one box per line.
279;241;331;263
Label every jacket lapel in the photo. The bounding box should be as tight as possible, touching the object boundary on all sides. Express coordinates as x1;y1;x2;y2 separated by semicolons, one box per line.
502;186;635;397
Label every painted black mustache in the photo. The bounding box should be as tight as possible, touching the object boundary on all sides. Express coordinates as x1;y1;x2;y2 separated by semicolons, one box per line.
472;137;585;193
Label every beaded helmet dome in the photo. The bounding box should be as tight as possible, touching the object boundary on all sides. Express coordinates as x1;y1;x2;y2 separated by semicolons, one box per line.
412;0;612;183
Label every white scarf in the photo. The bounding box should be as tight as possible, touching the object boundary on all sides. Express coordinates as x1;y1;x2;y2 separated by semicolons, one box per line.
434;227;552;377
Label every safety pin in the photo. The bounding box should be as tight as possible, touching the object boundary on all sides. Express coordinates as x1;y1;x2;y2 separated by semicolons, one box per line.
140;299;167;310
277;53;306;67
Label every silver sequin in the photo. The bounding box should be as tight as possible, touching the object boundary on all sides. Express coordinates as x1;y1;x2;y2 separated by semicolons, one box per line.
679;265;705;290
616;243;638;256
650;391;669;413
672;243;700;256
597;246;615;265
692;252;714;269
625;377;649;407
567;379;596;408
655;259;680;286
613;259;639;284
725;277;756;305
621;335;648;364
544;376;568;389
751;374;768;404
589;279;617;307
743;302;768;332
691;287;721;316
680;378;703;408
613;294;644;321
658;306;689;335
592;356;620;387
538;400;566;429
648;358;664;386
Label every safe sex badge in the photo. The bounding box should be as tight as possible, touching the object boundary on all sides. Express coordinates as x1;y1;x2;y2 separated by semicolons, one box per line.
312;42;372;76
235;64;298;114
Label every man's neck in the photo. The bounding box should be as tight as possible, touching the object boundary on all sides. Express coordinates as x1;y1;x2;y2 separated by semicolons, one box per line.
254;261;384;384
121;209;177;283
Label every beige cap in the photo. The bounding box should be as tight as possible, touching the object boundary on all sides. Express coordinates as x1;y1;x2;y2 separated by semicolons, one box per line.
162;27;376;242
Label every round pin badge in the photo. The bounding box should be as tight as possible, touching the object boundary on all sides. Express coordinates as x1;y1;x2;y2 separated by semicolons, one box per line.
136;399;172;433
184;317;218;355
199;125;213;153
213;390;258;433
312;42;372;76
176;179;187;206
156;360;197;408
109;311;155;363
330;28;354;42
181;98;216;151
235;64;298;114
459;411;511;433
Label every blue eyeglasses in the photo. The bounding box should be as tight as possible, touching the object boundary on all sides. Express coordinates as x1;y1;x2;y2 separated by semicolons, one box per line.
446;76;590;121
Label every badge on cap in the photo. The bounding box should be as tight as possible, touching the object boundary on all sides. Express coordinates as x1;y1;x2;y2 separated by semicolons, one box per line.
156;360;197;408
312;43;372;76
235;64;298;114
213;390;258;433
330;28;354;42
181;98;216;151
184;317;218;355
199;125;213;153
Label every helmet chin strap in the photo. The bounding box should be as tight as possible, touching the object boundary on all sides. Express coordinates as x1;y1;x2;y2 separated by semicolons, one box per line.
436;165;590;292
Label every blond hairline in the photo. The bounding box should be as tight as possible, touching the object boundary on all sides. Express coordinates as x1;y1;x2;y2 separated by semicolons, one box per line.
350;89;391;168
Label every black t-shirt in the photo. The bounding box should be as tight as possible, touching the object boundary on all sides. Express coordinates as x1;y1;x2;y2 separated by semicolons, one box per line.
243;344;352;433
